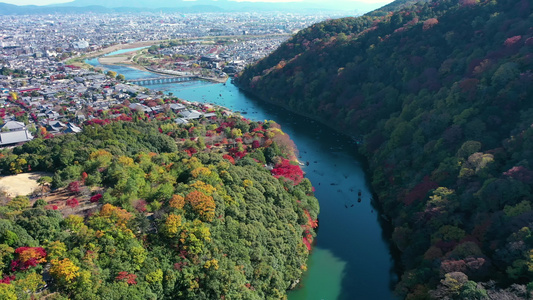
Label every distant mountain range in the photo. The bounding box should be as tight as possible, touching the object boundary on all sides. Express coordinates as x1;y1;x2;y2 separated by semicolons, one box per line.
0;0;391;14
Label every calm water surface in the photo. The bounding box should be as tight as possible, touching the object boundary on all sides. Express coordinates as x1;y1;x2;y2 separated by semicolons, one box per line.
88;55;398;300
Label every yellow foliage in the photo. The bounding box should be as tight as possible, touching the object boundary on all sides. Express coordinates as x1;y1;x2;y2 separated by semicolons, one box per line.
145;269;163;284
169;194;185;209
188;278;199;290
223;195;234;205
9;158;27;174
163;214;182;238
0;245;14;272
76;270;93;290
179;220;211;255
9;92;19;101
65;215;86;232
275;60;286;70
191;167;212;178
131;246;147;267
183;157;203;170
0;283;16;300
218;161;230;170
14;272;45;294
89;149;113;167
203;259;219;270
243;179;253;188
189;181;216;196
231;128;242;138
50;258;80;283
268;128;284;136
8;196;29;211
89;149;111;159
117;156;134;166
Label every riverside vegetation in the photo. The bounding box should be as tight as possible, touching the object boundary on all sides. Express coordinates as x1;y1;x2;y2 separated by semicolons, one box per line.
0;106;318;299
236;0;533;298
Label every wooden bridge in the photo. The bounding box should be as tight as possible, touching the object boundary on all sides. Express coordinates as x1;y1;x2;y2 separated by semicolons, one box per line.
128;76;199;86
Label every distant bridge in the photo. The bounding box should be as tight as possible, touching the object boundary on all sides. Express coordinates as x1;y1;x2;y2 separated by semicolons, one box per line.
128;76;199;86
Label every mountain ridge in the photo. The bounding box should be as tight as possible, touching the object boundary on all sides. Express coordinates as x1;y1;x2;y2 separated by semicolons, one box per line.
235;0;533;298
0;0;389;14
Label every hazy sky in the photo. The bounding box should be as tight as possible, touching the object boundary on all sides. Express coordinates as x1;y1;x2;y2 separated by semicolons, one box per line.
1;0;71;4
2;0;393;5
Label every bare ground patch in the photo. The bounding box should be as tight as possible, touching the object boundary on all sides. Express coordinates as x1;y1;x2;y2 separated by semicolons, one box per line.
0;172;52;197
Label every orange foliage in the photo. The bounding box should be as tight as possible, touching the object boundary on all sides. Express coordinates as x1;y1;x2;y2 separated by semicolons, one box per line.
169;194;185;209
275;60;286;70
303;210;318;229
185;190;216;222
271;129;298;159
16;247;47;264
422;18;438;31
98;204;132;228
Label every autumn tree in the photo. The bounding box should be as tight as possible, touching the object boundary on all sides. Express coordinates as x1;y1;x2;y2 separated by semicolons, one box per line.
50;258;80;284
185;190;216;222
162;214;182;238
169;194;185;210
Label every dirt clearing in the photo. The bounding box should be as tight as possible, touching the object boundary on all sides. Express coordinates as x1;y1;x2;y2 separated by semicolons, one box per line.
0;172;51;197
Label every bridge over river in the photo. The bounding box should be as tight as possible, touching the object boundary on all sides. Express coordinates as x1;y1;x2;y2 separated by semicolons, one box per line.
129;76;199;86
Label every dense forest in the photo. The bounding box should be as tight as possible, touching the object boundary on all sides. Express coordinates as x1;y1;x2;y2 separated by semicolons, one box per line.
0;111;319;299
236;0;533;298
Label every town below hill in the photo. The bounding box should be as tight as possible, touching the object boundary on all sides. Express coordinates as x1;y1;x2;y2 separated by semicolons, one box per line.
0;8;330;299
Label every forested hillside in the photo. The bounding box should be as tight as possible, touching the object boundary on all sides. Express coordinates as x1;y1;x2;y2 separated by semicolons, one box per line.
236;0;533;298
0;113;318;299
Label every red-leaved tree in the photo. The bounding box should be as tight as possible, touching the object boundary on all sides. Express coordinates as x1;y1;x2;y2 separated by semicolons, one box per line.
115;271;137;285
66;198;79;208
271;159;304;185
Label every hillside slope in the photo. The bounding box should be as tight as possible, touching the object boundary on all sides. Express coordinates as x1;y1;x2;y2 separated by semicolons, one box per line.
236;0;533;298
0;116;318;299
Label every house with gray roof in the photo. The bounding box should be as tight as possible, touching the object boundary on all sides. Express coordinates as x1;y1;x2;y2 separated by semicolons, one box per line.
0;121;33;146
2;120;26;131
0;130;33;146
180;109;203;120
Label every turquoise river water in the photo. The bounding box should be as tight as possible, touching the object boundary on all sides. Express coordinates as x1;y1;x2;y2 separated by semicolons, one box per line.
86;54;398;300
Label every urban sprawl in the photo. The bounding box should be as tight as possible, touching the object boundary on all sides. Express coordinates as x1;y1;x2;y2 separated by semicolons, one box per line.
0;12;342;146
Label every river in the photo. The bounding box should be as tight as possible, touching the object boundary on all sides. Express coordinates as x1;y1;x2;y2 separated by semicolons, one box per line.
87;54;398;300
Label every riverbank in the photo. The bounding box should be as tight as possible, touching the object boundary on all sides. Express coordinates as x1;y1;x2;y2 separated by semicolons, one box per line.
85;52;399;299
144;66;229;84
235;80;363;151
97;51;151;73
233;78;403;298
234;78;394;216
86;40;164;59
97;52;228;84
65;40;164;69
